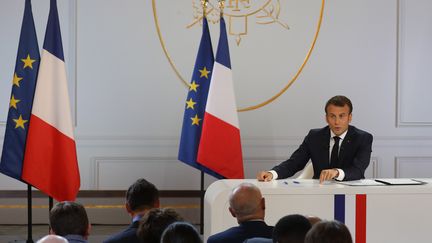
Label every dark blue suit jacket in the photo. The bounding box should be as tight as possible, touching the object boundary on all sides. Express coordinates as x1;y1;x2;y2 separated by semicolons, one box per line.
103;221;140;243
272;126;373;181
207;221;274;243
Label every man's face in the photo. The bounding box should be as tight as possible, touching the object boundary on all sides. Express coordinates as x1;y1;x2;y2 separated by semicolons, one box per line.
326;104;352;136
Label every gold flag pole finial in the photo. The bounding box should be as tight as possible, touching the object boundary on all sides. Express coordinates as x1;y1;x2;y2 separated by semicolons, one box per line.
202;0;208;17
219;0;225;18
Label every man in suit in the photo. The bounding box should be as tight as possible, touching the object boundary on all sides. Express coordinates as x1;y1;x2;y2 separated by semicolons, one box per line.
207;182;274;243
257;95;373;183
104;178;160;243
49;201;90;243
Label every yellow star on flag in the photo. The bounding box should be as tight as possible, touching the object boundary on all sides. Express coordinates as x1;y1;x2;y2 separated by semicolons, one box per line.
191;114;201;126
199;66;211;79
189;81;199;92
186;98;197;110
12;73;23;87
21;54;36;69
10;95;21;109
13;115;28;129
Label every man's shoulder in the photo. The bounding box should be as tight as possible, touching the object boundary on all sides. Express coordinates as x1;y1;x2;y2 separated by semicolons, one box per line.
349;125;373;139
208;221;273;243
103;223;140;243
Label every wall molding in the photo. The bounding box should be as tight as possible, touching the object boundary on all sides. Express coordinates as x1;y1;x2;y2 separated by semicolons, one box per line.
395;156;432;177
396;0;432;126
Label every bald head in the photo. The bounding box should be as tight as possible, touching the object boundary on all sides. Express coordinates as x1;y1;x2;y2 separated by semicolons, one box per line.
229;183;265;223
37;235;68;243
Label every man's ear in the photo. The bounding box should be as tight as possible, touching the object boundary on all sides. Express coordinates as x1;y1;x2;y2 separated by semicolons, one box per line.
154;198;160;208
261;197;266;210
49;228;55;235
126;202;133;214
228;207;236;218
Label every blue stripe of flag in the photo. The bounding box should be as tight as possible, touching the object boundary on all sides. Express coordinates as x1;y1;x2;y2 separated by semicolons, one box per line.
43;0;64;61
215;17;231;69
334;194;345;223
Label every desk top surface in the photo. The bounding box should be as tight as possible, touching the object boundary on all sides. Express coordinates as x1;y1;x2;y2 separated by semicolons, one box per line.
206;178;432;197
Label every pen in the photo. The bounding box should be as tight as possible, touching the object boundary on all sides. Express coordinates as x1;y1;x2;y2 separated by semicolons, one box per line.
283;181;289;185
292;181;300;184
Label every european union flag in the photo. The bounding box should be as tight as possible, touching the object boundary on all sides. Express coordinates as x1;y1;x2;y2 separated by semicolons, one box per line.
0;0;40;181
178;17;223;179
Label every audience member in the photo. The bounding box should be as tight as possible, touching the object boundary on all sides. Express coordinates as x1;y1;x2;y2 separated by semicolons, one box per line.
306;215;322;226
36;235;68;243
104;178;160;243
207;182;273;243
160;221;202;243
49;201;90;243
304;220;352;243
244;214;311;243
136;208;183;243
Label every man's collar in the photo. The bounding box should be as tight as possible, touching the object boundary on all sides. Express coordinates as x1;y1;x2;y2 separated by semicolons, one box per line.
330;129;348;140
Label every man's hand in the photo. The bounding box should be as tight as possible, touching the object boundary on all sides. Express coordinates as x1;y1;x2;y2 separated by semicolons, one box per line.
257;171;273;181
319;169;339;184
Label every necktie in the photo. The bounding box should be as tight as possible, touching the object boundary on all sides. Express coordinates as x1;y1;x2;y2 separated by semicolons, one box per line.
330;136;340;168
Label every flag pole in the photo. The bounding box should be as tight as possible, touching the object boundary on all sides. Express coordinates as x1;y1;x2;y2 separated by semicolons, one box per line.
200;171;205;234
27;184;34;243
199;0;208;235
48;196;53;234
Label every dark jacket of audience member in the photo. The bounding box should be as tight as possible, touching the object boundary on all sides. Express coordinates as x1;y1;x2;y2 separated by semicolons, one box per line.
103;178;159;243
136;208;183;243
304;220;353;243
207;183;273;243
160;221;202;243
49;201;90;243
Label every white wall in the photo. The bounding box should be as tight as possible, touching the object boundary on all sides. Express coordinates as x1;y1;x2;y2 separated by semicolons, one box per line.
1;0;432;191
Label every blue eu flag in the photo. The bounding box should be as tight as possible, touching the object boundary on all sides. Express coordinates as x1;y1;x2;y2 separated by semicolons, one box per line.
0;0;40;181
178;18;223;179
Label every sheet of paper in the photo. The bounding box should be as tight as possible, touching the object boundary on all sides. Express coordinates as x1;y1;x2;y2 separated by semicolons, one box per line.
335;179;385;186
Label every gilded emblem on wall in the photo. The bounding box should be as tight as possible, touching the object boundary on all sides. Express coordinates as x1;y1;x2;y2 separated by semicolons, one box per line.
188;0;289;45
152;0;325;111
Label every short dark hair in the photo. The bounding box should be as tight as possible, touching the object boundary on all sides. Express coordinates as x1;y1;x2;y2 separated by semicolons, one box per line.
49;201;89;237
273;214;312;243
325;96;353;114
126;178;159;211
137;208;183;243
304;220;353;243
161;222;202;243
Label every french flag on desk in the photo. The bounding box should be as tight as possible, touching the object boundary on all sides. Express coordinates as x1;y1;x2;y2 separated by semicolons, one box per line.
22;0;80;202
197;17;244;179
334;194;367;243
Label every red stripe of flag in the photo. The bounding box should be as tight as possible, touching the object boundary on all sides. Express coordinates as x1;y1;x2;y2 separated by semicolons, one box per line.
197;112;244;179
356;194;367;243
22;115;79;201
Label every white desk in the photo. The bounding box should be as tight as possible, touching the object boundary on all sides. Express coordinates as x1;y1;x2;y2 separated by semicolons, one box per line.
204;179;432;243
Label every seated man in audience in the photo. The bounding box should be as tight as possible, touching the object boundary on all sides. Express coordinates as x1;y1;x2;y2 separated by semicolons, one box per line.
207;182;273;243
37;235;68;243
49;201;90;243
104;178;160;243
304;220;352;243
245;214;311;243
136;208;183;243
161;221;202;243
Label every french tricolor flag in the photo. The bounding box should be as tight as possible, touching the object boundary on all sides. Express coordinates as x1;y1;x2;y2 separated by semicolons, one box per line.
21;0;80;202
197;17;244;179
335;194;367;243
